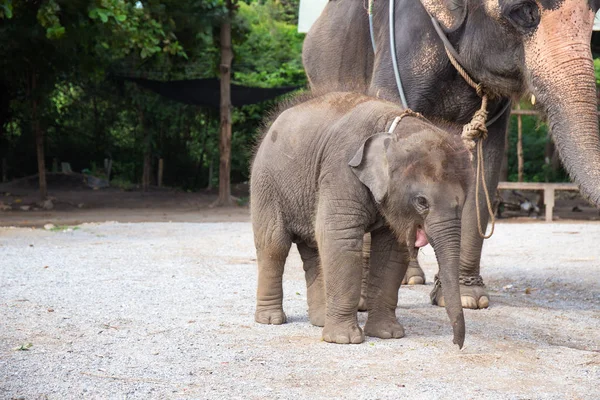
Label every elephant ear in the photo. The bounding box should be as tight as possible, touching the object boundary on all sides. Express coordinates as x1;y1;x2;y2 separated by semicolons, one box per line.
349;133;393;204
421;0;467;32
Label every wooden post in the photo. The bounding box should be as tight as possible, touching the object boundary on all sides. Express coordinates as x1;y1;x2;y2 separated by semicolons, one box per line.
517;103;524;182
157;158;164;188
216;0;234;206
544;187;555;222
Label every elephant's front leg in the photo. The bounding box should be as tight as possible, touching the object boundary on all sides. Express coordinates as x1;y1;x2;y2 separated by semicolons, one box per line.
431;110;510;310
361;236;423;313
317;214;366;344
363;227;408;339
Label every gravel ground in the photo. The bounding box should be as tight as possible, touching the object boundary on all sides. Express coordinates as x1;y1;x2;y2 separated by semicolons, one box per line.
1;221;599;399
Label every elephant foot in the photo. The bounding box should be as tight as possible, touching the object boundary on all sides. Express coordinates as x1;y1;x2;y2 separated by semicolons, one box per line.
322;322;364;344
364;316;405;339
430;274;490;309
401;259;426;285
308;305;326;327
255;307;287;325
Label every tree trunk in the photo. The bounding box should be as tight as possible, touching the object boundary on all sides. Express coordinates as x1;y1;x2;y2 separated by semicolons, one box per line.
157;158;164;188
216;0;234;206
517;103;524;182
31;72;47;200
208;158;214;190
142;138;151;191
499;120;510;182
2;158;6;182
139;108;152;192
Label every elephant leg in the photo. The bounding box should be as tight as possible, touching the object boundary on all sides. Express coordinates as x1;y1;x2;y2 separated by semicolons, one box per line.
363;227;408;339
317;213;365;344
297;241;326;327
431;112;509;310
401;258;426;285
255;230;292;325
358;233;371;312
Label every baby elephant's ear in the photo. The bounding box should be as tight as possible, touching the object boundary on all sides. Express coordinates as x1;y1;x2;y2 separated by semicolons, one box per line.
349;133;393;203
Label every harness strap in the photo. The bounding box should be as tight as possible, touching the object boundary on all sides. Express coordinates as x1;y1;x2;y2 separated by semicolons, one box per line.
389;0;409;109
368;0;377;52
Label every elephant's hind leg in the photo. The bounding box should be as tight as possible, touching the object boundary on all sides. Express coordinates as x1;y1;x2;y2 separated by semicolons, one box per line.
297;242;326;327
364;227;408;339
255;227;291;325
402;258;426;285
358;233;371;311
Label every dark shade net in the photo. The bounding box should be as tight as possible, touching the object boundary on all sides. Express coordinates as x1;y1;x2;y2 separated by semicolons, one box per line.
121;77;300;108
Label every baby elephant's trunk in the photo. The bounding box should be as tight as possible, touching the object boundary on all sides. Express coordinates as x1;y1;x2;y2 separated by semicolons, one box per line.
426;218;465;349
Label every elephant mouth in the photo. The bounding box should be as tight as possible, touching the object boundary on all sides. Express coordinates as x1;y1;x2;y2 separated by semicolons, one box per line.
414;225;428;248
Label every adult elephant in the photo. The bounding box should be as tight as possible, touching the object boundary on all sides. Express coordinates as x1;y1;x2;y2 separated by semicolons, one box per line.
303;0;600;309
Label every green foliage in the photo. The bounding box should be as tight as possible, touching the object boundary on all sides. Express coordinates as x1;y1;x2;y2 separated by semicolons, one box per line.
595;58;600;85
0;0;298;190
506;102;568;183
37;0;64;39
234;0;305;87
0;0;12;18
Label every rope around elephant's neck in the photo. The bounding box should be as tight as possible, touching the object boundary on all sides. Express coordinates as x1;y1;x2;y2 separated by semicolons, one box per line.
387;109;425;133
443;47;496;239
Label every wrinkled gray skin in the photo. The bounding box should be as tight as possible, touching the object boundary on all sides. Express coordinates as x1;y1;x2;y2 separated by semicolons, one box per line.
303;0;600;309
251;92;472;347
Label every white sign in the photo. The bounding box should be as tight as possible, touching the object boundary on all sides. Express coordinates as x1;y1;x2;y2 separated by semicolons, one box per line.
298;0;329;33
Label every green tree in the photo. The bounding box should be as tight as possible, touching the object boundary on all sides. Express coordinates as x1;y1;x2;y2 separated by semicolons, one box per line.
0;0;305;197
0;0;220;198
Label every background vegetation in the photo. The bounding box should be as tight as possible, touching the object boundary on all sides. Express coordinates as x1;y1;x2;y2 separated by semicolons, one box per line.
0;0;304;191
1;0;597;194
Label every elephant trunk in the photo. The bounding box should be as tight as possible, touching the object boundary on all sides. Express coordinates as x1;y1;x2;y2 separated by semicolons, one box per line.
524;0;600;206
426;218;465;349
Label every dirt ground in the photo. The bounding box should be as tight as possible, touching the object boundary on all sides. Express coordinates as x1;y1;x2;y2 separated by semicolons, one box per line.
0;173;598;227
0;175;251;227
1;177;599;399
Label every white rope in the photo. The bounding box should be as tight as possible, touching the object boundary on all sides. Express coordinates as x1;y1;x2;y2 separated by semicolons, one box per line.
368;0;376;53
389;0;408;109
388;116;402;133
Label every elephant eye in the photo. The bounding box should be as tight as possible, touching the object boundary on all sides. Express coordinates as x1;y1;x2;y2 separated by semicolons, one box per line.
506;1;540;32
413;196;429;213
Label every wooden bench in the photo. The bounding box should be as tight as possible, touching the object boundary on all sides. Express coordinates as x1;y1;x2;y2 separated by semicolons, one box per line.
497;182;579;222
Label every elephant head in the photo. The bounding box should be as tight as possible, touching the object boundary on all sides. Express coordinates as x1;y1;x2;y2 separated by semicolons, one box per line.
421;0;600;205
349;119;472;348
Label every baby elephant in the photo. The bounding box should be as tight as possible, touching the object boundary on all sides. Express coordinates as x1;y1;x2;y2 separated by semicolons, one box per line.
251;92;471;348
